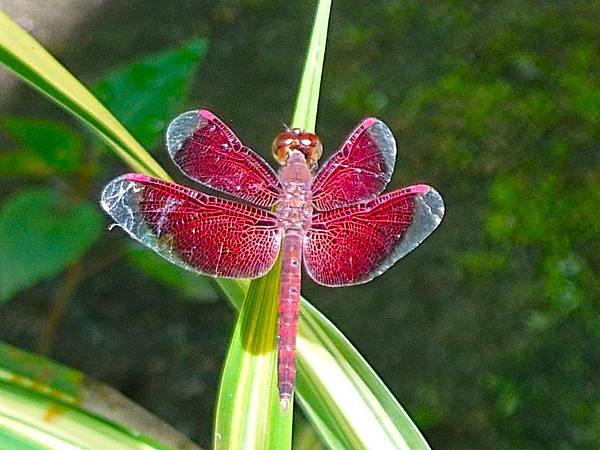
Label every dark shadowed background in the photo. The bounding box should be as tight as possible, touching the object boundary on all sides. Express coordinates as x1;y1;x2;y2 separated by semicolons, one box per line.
0;1;599;448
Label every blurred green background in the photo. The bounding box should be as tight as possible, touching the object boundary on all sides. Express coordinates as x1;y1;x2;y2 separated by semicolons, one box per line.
1;1;599;448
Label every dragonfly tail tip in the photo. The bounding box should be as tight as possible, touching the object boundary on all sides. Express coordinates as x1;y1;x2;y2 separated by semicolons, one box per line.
280;397;291;412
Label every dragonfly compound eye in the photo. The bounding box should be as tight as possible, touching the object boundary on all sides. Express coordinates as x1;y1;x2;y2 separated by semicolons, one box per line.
272;130;323;165
272;131;297;164
302;133;323;164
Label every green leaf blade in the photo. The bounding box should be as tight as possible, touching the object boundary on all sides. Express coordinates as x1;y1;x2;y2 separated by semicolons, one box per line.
0;341;83;403
0;190;102;303
94;38;207;149
291;0;332;132
214;258;293;450
215;280;431;449
0;380;170;450
296;302;431;450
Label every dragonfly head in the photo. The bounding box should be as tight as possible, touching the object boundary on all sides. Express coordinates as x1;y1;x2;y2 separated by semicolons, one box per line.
272;128;323;167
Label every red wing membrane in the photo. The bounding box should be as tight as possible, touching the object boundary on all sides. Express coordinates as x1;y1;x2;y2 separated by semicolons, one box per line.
304;185;444;287
101;174;281;278
167;110;282;208
311;118;396;211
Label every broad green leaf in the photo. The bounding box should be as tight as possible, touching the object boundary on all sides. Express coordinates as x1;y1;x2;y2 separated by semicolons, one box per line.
128;246;218;302
0;117;83;174
94;39;207;149
0;11;170;180
214;257;293;450
0;190;102;303
0;149;52;177
0;341;200;449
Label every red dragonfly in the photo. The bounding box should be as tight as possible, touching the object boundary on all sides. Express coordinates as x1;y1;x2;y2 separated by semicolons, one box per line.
101;110;444;410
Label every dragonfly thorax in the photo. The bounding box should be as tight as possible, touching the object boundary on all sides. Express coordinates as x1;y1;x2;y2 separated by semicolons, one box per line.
272;128;323;168
276;186;312;231
276;153;313;232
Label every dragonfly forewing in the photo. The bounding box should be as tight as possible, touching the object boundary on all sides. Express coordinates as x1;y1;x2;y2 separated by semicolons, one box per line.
311;117;396;211
167;109;283;208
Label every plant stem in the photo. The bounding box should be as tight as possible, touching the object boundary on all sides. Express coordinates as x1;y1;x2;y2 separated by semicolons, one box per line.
36;248;124;355
37;263;83;355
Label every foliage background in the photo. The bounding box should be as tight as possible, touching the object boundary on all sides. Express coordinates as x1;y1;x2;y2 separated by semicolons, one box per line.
1;1;599;448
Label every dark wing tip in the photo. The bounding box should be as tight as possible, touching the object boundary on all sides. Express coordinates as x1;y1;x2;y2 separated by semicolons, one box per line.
401;185;445;253
100;175;138;222
361;185;444;283
166;110;202;159
366;119;397;177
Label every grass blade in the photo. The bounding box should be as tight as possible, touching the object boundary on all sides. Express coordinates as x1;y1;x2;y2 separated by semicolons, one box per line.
291;0;332;132
296;302;430;449
214;258;292;450
213;0;332;446
0;381;171;450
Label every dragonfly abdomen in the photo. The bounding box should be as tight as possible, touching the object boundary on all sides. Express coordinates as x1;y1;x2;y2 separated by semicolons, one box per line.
277;230;303;410
275;152;313;410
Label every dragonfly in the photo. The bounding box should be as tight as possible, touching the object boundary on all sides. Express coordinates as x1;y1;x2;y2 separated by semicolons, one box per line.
101;109;444;411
